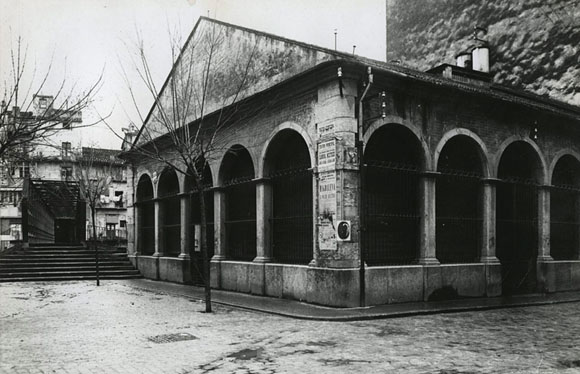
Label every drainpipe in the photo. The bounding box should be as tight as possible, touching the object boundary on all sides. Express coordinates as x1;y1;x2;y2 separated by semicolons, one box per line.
357;67;373;307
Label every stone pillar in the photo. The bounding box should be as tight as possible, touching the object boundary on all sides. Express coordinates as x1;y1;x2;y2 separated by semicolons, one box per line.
480;179;500;263
254;180;273;262
537;185;552;262
212;189;227;260
134;204;141;255
577;194;580;260
418;172;439;265
153;199;164;257
179;194;191;259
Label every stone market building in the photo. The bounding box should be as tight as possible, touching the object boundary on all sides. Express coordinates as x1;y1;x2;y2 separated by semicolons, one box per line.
123;17;580;307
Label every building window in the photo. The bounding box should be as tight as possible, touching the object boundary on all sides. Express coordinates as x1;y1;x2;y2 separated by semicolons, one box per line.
119;220;126;228
61;166;73;180
114;190;124;207
39;98;47;109
61;142;71;158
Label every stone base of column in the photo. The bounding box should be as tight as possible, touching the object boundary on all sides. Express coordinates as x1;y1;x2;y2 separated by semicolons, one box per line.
480;256;500;264
178;253;191;260
211;254;227;261
418;258;440;266
253;256;273;263
537;255;554;263
152;252;163;257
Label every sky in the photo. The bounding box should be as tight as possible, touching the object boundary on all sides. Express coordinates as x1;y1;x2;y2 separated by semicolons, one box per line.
0;0;386;150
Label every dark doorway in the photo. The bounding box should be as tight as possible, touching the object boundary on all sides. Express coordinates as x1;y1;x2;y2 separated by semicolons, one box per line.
266;130;313;264
497;142;540;295
136;175;155;255
436;136;483;263
220;146;256;261
158;168;181;257
55;219;77;243
363;125;423;265
550;155;580;260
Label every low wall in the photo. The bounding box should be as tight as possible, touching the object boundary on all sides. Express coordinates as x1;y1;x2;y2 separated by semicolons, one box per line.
365;263;500;305
159;257;191;284
365;266;424;305
137;256;159;280
216;261;360;307
547;261;580;292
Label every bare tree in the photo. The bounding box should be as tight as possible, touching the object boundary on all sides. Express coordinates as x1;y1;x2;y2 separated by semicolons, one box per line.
74;147;118;286
117;19;265;312
0;37;104;160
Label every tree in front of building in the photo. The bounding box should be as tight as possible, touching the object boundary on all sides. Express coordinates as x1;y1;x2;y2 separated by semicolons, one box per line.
74;147;116;286
118;20;264;312
0;37;103;160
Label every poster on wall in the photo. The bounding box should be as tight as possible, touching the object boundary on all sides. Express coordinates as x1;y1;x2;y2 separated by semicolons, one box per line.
318;171;337;250
317;139;336;170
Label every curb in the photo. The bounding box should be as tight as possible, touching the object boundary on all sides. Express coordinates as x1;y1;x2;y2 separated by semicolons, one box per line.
122;280;580;322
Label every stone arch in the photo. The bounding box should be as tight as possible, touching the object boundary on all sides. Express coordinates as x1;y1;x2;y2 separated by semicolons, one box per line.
136;173;155;256
216;138;259;185
218;144;256;261
494;136;548;184
156;167;181;257
362;121;425;265
549;150;580;185
258;121;314;178
364;117;431;170
496;138;546;295
434;129;491;178
218;144;256;186
435;131;487;264
262;127;313;264
550;153;580;260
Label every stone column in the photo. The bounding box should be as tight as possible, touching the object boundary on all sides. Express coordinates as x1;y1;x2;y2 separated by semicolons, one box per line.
418;172;439;265
134;204;141;255
179;194;191;259
212;189;227;260
537;185;552;262
153;199;164;257
254;180;273;262
576;194;580;260
481;179;500;263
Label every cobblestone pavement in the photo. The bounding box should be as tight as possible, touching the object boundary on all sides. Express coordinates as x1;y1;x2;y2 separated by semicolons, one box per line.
1;281;580;374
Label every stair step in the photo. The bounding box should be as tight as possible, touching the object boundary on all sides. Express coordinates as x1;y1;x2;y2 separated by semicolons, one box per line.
2;265;136;272
0;274;143;282
0;269;141;277
0;261;132;267
0;244;140;282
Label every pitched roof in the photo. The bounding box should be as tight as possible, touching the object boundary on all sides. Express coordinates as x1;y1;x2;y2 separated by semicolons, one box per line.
81;147;123;165
131;17;580;149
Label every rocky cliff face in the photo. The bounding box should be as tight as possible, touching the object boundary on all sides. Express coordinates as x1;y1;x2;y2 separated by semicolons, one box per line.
386;0;580;106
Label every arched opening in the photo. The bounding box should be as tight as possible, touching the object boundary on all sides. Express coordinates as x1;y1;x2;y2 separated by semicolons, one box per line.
185;161;214;284
220;146;256;261
158;168;181;257
265;130;313;264
436;136;484;263
497;141;542;294
136;174;154;255
551;155;580;260
363;125;423;265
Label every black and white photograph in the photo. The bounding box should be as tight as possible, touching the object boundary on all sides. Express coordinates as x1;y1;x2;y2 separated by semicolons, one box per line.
1;0;580;372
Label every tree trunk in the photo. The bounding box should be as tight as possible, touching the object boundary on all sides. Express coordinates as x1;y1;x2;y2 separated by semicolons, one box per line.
198;188;212;312
91;206;100;286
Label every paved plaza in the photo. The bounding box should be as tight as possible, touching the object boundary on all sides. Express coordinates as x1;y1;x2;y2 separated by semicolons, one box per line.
1;281;580;373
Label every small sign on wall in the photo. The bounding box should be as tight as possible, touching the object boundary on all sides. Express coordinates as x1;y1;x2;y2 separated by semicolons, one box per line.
336;220;351;241
317;123;334;138
194;224;201;252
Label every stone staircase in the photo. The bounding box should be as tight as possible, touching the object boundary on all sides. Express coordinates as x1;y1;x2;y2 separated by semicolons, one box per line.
0;243;141;282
